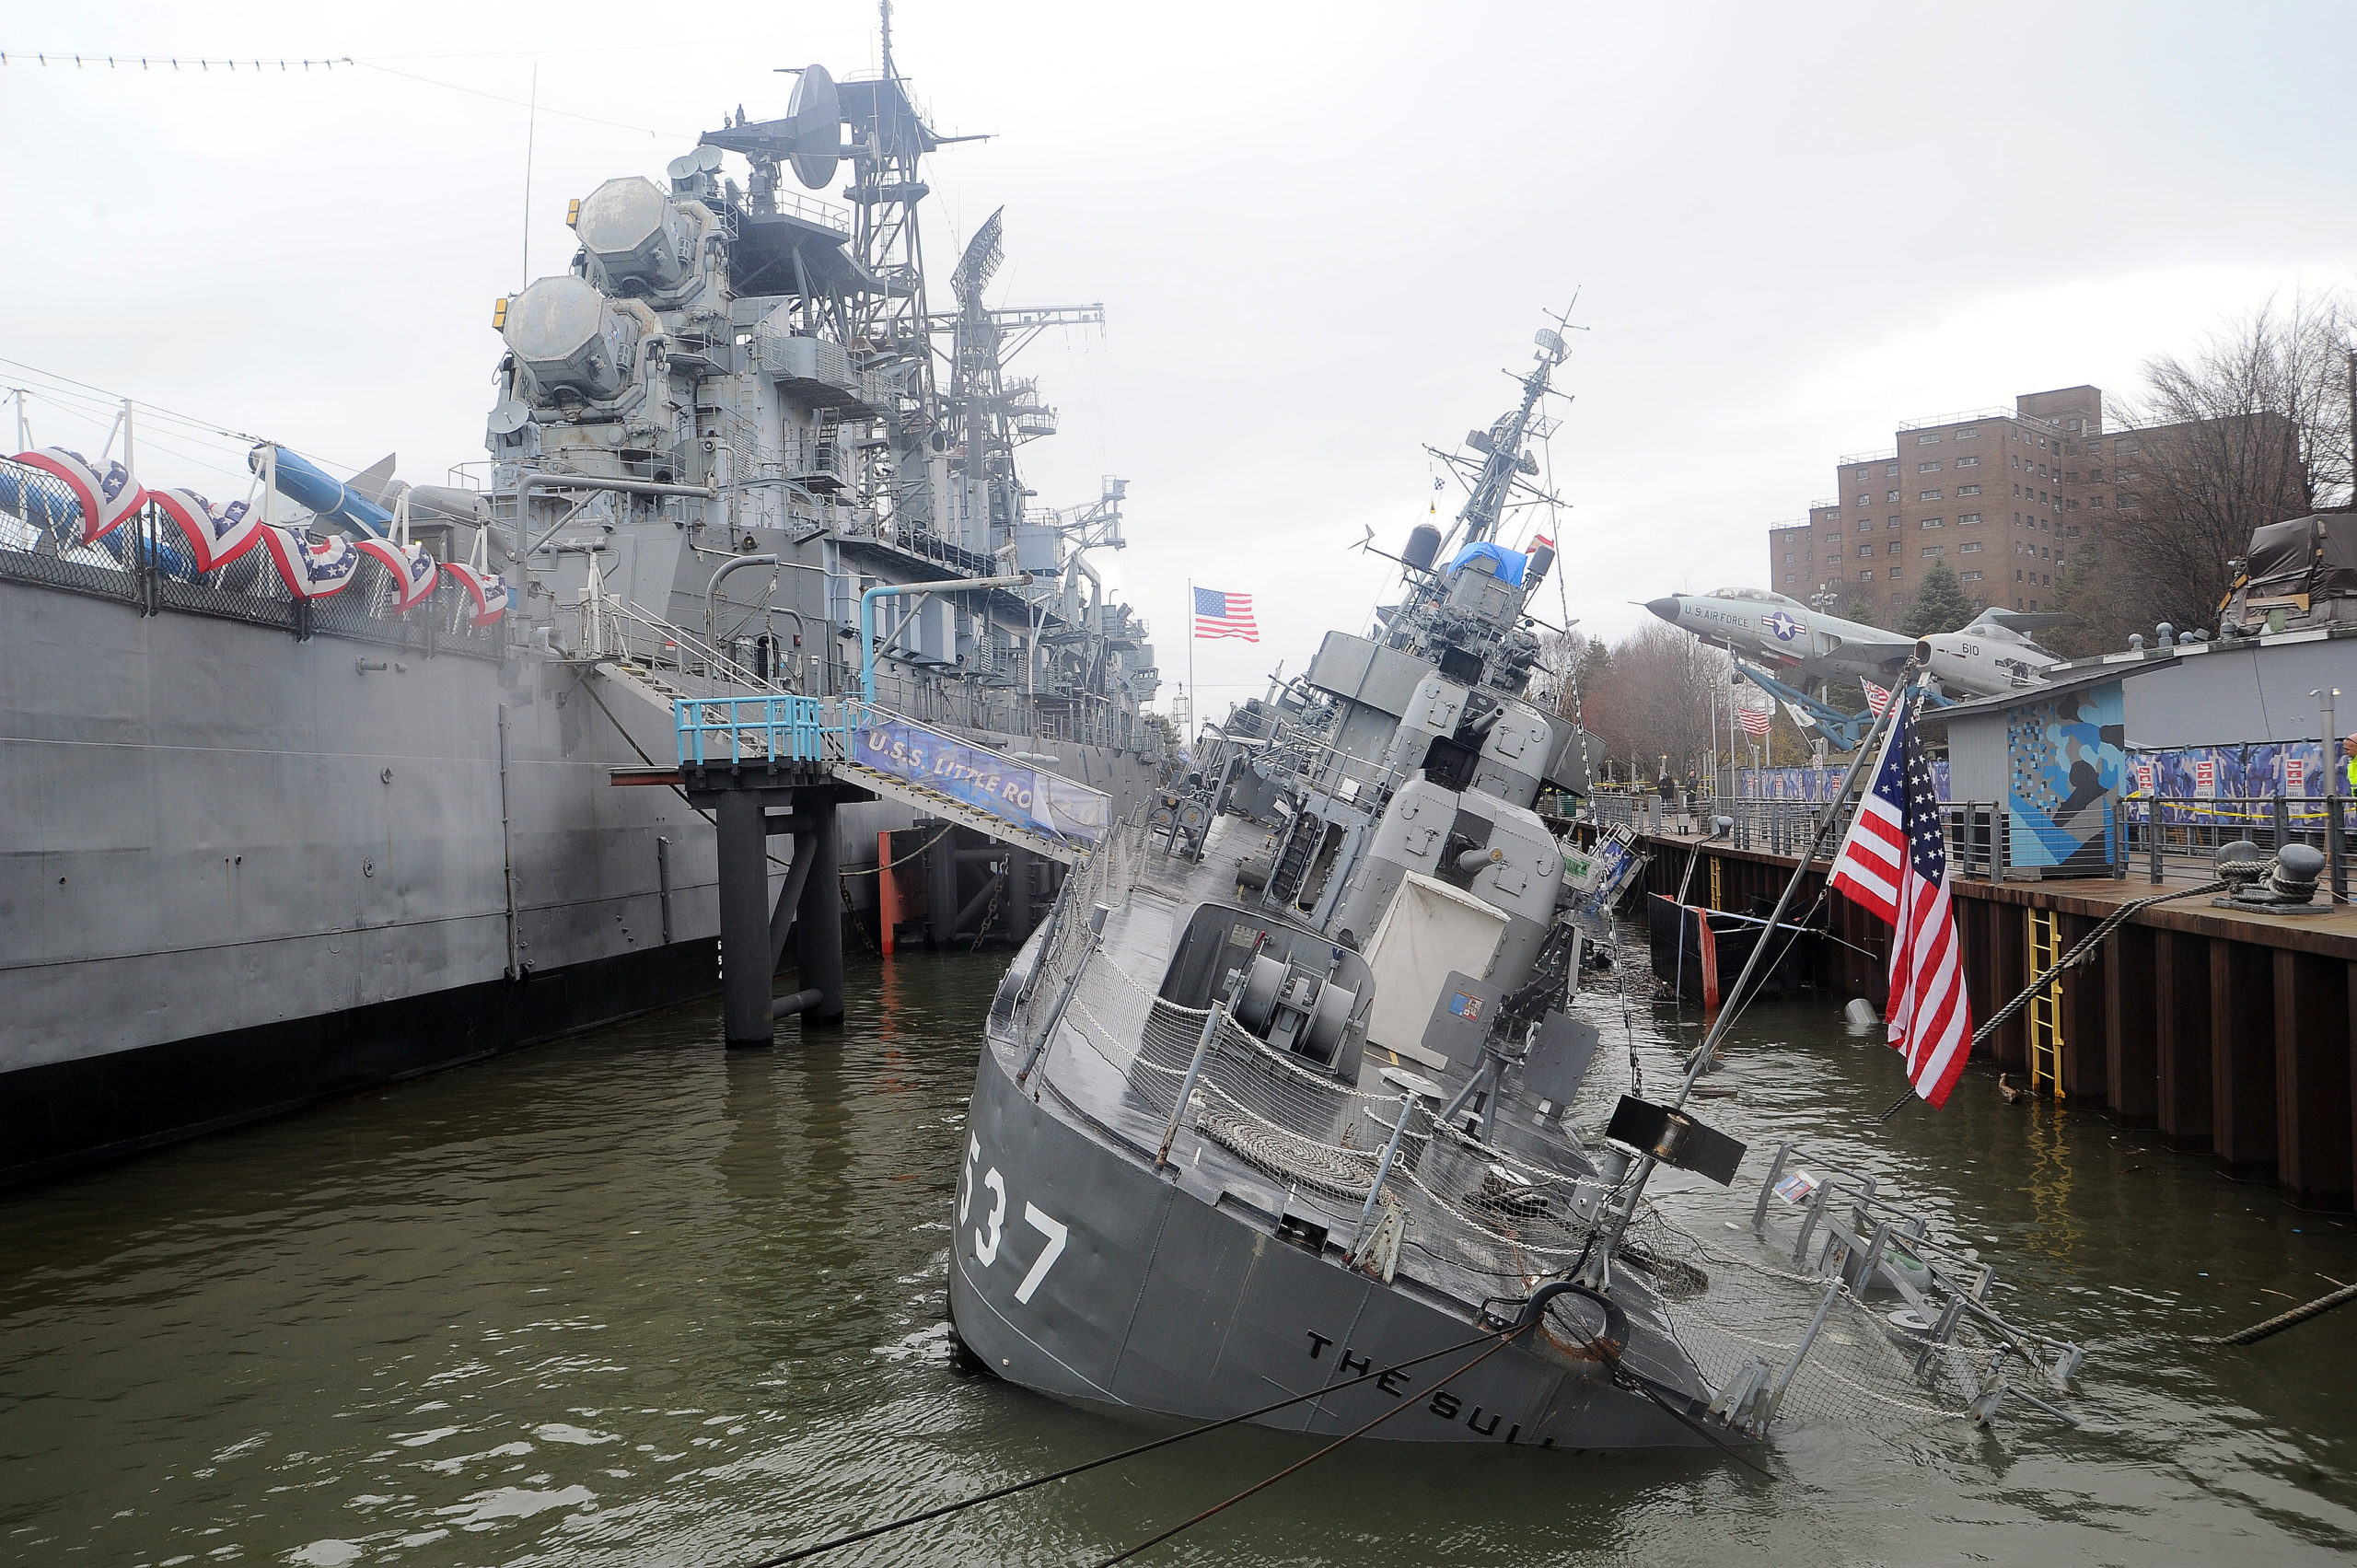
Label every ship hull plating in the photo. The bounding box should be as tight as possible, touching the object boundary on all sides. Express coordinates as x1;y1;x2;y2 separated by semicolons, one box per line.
0;574;1156;1184
0;935;714;1186
947;1037;1710;1449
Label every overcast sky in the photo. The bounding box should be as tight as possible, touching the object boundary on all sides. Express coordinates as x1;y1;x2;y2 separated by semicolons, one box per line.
5;1;2352;714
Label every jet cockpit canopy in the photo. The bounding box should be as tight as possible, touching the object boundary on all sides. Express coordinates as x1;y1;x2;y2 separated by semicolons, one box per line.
1707;586;1806;609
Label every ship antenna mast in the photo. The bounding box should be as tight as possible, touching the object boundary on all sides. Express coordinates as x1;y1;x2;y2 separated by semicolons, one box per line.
1440;302;1579;552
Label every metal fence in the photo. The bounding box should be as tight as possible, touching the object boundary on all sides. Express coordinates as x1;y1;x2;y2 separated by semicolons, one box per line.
0;530;505;660
1590;780;2357;891
1584;790;2014;883
2126;794;2347;857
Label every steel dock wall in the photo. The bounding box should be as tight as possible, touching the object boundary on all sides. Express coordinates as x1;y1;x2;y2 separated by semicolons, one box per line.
1615;830;2357;1210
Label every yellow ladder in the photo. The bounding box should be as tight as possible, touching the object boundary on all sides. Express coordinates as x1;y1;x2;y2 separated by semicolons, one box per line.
2026;909;2066;1100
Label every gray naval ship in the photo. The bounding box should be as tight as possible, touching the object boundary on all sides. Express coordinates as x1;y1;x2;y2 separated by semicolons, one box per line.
946;328;2094;1452
946;327;1724;1447
0;38;1165;1183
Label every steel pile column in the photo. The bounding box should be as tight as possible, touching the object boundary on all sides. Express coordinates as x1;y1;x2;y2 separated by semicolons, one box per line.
796;796;845;1026
717;790;775;1047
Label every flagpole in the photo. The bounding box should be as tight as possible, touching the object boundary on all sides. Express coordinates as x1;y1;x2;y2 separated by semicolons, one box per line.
1591;644;1928;1274
1186;578;1194;747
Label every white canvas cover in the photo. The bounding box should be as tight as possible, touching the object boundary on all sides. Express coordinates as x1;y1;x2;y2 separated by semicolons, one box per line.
1360;871;1507;1065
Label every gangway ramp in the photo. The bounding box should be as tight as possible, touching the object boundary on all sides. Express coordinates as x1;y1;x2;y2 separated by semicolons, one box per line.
669;695;1109;865
635;694;1113;1046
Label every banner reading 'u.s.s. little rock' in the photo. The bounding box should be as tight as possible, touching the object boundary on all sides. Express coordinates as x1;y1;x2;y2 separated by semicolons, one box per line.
855;716;1110;849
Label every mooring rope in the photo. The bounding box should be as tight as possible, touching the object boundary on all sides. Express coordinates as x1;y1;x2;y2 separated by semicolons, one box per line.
1086;1328;1539;1566
2198;1278;2357;1346
727;1322;1520;1567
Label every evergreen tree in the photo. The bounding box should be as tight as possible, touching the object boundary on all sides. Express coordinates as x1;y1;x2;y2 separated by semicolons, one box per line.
2049;546;2131;658
1901;562;1976;637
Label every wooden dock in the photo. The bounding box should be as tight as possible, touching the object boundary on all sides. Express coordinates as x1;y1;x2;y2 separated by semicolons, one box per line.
1610;827;2356;1211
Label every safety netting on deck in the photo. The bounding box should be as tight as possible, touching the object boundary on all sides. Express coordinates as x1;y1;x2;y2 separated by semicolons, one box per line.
1010;814;2077;1438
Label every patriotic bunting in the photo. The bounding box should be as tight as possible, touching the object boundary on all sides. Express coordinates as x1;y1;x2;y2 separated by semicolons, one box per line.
443;562;513;627
257;525;360;598
151;487;264;572
14;447;145;544
354;537;439;612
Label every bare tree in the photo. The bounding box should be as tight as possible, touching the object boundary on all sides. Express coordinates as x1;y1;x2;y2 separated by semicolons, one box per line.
1578;621;1731;784
2105;291;2352;634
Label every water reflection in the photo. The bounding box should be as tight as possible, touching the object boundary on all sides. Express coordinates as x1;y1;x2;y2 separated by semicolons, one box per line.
0;941;2350;1567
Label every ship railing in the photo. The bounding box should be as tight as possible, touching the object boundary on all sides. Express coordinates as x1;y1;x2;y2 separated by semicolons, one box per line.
1257;727;1393;802
575;592;786;693
1744;1140;2086;1425
758;185;853;235
676;693;853;767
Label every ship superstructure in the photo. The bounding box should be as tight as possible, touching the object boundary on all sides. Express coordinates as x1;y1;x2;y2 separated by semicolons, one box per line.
0;30;1163;1183
490;48;1154;742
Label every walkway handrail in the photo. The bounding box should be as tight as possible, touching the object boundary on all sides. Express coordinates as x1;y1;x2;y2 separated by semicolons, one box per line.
674;695;1114;850
675;692;850;767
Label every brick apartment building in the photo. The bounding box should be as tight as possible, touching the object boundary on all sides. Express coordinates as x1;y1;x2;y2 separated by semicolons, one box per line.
1764;385;2267;626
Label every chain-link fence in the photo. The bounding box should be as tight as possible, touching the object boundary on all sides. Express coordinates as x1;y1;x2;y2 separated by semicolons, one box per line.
1;459;505;661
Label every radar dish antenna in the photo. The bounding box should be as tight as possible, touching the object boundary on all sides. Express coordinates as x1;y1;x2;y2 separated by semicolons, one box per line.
1534;327;1567;365
952;206;1004;304
787;64;842;189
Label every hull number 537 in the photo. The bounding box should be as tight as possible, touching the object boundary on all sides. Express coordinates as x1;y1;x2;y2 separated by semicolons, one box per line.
962;1134;1069;1304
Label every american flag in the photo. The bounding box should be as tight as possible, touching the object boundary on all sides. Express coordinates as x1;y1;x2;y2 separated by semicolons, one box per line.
1828;694;1972;1108
1736;703;1771;740
1192;587;1259;642
1863;680;1893;717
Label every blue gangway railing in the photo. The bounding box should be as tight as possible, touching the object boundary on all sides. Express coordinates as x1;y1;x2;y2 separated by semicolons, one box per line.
675;694;853;767
673;696;1111;849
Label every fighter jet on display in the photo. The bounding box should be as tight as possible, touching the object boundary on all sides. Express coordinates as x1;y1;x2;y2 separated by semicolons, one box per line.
1643;587;2063;699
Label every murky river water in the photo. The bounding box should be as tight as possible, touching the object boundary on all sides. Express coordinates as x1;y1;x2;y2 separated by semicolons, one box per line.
4;939;2354;1567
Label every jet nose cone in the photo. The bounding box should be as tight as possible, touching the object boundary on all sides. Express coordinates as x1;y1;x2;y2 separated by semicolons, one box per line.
1643;596;1683;623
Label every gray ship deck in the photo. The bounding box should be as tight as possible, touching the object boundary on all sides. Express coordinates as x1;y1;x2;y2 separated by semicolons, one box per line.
991;812;1714;1407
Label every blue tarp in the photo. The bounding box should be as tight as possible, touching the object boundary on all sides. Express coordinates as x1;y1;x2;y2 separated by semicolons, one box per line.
1445;540;1526;587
